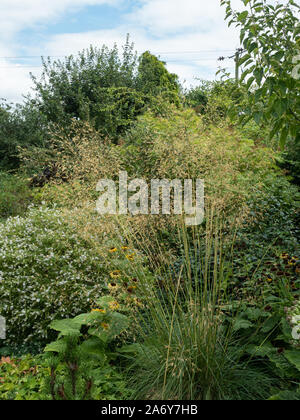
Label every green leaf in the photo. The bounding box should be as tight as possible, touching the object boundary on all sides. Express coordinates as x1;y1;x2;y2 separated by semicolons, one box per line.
49;318;83;337
233;319;253;332
279;126;289;149
238;11;249;22
44;340;67;353
95;296;116;309
261;315;280;333
254;67;264;85
79;337;106;359
284;351;300;372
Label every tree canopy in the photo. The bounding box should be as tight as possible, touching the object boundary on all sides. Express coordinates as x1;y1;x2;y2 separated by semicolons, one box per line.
222;0;300;147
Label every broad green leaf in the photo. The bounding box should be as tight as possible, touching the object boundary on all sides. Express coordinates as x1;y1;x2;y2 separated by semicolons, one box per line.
285;351;300;372
49;318;83;336
45;340;67;353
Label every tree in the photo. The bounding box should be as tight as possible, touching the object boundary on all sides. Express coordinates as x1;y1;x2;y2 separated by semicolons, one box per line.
28;38;181;141
29;36;138;131
136;51;180;104
0;101;48;169
221;0;300;147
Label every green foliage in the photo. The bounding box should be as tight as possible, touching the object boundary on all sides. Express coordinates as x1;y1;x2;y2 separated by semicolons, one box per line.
279;137;300;186
0;101;48;169
185;78;245;123
43;298;130;400
231;174;299;292
119;224;284;401
136;51;180;104
123;107;278;219
222;301;300;396
221;0;300;147
184;80;210;113
0;355;48;400
30;38;137;124
0;206;108;348
29;37;180;142
0;172;32;220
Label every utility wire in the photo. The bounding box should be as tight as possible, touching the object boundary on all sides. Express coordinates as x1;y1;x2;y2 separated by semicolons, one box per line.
0;49;236;60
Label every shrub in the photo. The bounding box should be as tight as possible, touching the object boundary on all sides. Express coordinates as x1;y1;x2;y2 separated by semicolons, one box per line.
0;206;108;348
123;107;276;218
43;296;131;400
0;172;32;220
20;121;123;208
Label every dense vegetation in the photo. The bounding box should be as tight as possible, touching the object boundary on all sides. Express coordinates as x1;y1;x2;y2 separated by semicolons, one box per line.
0;0;299;401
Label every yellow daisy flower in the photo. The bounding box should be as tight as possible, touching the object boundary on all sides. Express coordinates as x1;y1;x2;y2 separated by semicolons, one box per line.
109;301;120;311
92;308;106;314
110;270;121;278
109;247;117;253
288;261;296;266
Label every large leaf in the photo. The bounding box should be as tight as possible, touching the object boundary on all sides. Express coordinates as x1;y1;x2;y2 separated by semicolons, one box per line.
45;340;67;353
49;318;83;337
284;351;300;372
79;337;106;360
233;318;253;332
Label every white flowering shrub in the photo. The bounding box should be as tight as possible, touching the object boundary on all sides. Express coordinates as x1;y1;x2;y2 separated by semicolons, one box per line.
288;301;300;348
0;206;106;347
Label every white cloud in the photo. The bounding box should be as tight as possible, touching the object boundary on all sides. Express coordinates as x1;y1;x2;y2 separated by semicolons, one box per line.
127;0;243;36
0;0;120;37
0;0;241;102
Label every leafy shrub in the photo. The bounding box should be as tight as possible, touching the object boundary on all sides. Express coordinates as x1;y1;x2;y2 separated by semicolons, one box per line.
0;205;151;349
0;101;48;170
29;39;179;141
124;107;276;217
43;296;131;400
230;175;299;300
279;137;300;186
0;172;32;220
20;121;123;207
288;300;300;349
0;206;108;348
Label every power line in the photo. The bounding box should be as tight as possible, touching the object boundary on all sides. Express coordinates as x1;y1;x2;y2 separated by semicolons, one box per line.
0;61;229;69
0;49;236;60
0;56;236;68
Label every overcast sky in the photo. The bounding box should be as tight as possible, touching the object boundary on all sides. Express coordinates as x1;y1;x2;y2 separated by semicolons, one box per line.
0;0;245;103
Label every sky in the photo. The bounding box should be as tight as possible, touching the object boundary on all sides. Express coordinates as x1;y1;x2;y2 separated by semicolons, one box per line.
0;0;244;103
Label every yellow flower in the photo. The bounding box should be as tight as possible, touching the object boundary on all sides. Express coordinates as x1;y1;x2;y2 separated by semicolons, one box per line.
121;246;129;251
92;308;106;314
267;278;273;283
108;282;118;290
109;301;120;311
126;253;135;261
127;285;137;293
133;297;143;308
101;322;109;330
110;270;121;278
288;261;296;266
109;247;117;253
